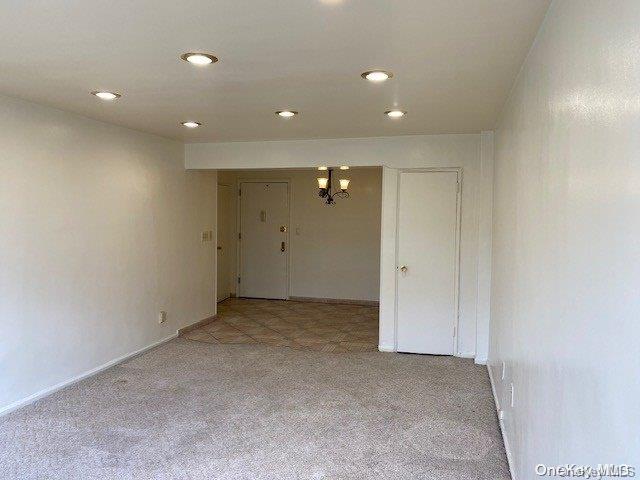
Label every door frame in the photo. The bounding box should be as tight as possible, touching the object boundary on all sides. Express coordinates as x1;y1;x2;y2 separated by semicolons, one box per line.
236;179;292;300
216;182;233;303
394;167;463;355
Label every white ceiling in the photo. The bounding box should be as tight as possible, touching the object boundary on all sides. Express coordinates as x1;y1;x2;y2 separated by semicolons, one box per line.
0;0;550;142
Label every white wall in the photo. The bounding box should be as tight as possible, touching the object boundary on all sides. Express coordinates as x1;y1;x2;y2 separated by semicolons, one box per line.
475;131;494;364
489;0;640;477
187;133;492;359
217;168;382;302
0;94;217;414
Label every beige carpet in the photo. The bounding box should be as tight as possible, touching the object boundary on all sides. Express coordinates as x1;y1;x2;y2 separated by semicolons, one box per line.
0;339;510;480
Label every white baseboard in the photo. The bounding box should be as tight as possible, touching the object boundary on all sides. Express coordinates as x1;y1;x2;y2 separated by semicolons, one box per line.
378;344;395;352
487;365;516;480
475;354;488;365
456;351;475;359
0;333;177;417
177;314;218;336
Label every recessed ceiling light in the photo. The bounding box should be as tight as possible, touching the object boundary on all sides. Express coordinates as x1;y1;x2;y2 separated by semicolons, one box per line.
385;110;406;118
318;166;328;171
181;121;202;128
276;110;298;118
91;91;121;100
180;53;218;66
339;166;349;170
361;70;393;82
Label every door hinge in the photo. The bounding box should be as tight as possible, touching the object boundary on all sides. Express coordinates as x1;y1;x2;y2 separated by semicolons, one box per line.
237;276;241;284
238;232;242;240
238;188;242;197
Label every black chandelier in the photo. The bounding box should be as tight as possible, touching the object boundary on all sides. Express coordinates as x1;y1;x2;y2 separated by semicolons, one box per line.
317;167;350;205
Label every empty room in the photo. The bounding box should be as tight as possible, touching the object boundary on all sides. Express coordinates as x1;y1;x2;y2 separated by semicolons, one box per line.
1;1;638;479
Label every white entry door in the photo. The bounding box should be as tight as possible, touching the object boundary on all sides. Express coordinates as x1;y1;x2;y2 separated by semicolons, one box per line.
396;171;459;354
239;182;289;299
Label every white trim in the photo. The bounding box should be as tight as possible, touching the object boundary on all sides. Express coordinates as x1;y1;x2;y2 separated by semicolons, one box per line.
237;179;292;300
475;354;488;365
456;351;475;359
453;169;463;355
394;168;463;356
475;130;494;364
0;333;177;417
215;182;234;304
378;344;395;352
488;365;516;480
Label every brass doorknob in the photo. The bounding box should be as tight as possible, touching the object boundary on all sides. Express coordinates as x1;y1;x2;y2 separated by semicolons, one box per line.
400;265;408;273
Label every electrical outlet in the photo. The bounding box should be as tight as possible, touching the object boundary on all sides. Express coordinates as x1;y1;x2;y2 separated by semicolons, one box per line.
158;311;167;324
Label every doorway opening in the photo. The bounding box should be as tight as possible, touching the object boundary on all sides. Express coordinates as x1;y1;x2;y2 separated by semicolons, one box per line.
217;168;382;305
203;167;383;352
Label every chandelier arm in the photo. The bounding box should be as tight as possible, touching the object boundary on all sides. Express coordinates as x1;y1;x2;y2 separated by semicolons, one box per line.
317;167;350;205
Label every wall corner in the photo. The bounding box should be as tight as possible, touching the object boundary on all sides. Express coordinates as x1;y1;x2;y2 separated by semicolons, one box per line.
475;131;494;364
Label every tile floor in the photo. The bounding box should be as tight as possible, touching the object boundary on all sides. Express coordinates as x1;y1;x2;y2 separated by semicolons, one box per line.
182;298;379;352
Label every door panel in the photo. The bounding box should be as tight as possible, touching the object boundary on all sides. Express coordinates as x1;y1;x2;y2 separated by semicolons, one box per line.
239;182;289;299
397;171;458;354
